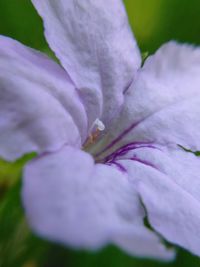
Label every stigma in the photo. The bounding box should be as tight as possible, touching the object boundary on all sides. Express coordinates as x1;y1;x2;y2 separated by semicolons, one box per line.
83;118;105;148
93;118;105;131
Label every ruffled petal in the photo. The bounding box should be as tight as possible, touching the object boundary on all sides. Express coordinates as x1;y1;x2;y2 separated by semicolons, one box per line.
31;0;141;126
22;146;174;260
0;36;87;161
102;42;200;155
109;144;200;257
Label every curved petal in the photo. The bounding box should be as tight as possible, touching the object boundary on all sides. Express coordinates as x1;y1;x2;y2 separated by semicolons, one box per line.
102;42;200;155
22;146;174;260
111;144;200;257
31;0;141;126
0;36;88;161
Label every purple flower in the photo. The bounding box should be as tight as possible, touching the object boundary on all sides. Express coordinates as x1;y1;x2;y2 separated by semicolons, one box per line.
1;0;200;261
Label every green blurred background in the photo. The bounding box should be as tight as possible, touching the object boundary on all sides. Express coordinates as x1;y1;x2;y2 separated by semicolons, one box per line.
0;0;200;266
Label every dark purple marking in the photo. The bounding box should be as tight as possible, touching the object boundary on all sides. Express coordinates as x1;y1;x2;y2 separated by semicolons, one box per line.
105;155;159;173
103;141;161;173
130;157;159;170
106;161;127;173
95;120;143;158
96;106;168;158
102;141;160;163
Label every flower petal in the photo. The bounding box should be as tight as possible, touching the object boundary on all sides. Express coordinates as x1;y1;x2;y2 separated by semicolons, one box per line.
103;42;200;155
31;0;141;126
0;36;88;161
22;146;174;260
113;144;200;257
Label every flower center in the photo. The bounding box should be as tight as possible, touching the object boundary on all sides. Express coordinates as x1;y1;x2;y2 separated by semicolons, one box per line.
83;119;160;173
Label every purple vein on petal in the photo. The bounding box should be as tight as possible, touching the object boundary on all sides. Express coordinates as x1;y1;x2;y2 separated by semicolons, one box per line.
98;142;160;163
105;142;160;161
105;155;159;174
129;157;159;171
95;121;142;158
103;142;161;173
106;161;127;173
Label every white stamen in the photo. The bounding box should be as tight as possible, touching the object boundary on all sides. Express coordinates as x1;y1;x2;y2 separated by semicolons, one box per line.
94;118;105;131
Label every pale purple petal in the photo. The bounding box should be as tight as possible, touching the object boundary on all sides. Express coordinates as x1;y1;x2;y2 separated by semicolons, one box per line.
112;145;200;257
0;36;88;161
31;0;141;126
103;42;200;154
22;146;174;260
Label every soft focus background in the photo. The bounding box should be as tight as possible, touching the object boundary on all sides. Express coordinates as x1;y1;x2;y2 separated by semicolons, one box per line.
0;0;200;266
